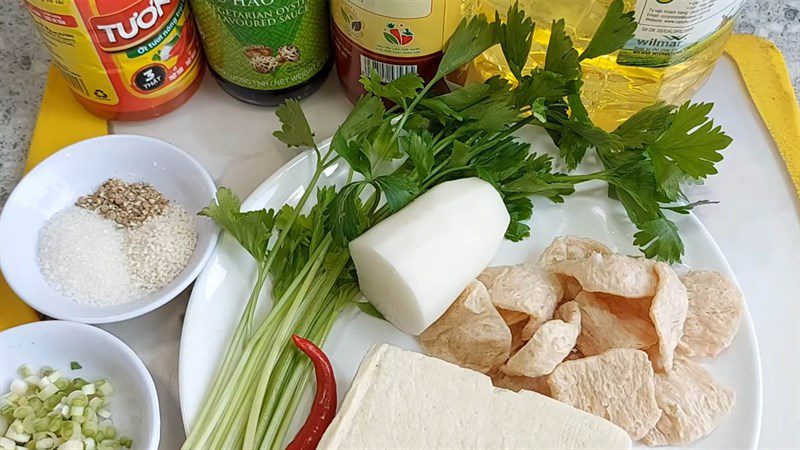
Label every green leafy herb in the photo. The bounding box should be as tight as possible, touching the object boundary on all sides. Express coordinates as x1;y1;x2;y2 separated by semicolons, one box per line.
436;14;498;79
496;2;534;80
544;19;581;80
645;102;731;198
579;0;637;61
360;71;424;107
70;361;82;370
353;301;386;320
199;188;276;261
272;99;316;149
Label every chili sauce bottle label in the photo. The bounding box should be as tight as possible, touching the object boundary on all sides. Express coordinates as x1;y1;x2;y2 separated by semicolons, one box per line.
190;0;331;91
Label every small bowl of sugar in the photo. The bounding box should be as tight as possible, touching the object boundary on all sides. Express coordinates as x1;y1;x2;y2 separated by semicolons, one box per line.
0;135;219;323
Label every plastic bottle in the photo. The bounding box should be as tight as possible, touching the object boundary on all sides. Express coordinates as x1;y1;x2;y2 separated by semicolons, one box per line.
23;0;204;121
331;0;465;103
472;0;745;130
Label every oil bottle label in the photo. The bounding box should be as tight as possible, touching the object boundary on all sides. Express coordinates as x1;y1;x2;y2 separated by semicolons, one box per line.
617;0;745;68
24;0;202;110
190;0;330;91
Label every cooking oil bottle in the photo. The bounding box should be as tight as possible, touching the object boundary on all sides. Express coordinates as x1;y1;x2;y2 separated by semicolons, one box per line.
471;0;745;130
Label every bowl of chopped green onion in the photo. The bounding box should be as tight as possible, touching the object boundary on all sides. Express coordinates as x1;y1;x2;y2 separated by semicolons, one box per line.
0;321;159;449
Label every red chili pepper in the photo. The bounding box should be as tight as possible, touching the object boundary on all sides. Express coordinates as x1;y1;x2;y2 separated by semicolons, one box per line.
389;27;401;41
286;334;337;450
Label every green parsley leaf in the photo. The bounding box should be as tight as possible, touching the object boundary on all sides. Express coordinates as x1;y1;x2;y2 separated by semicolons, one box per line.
401;130;434;179
461;98;521;132
273;99;316;148
70;361;82;370
353;301;386;320
434;83;492;111
473;138;530;183
544;19;581;80
337;94;385;139
501;172;577;203
373;175;420;212
451;140;478;166
327;182;370;244
579;0;636;61
613;102;676;148
495;1;534;81
632;217;684;263
360;71;424;106
503;197;533;241
363;121;402;175
513;69;573;107
331;130;370;177
199;188;277;262
663;199;718;214
646;101;731;195
558;118;623;170
436;14;498;79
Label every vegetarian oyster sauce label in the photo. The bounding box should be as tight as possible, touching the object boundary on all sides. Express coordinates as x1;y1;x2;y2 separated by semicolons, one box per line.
617;0;745;67
24;0;201;107
190;0;330;91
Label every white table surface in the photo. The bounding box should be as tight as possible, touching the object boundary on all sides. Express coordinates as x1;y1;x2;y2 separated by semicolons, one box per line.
110;56;800;450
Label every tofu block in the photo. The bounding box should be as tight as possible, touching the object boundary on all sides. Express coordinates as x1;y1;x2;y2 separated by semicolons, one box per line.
318;344;632;449
349;178;510;335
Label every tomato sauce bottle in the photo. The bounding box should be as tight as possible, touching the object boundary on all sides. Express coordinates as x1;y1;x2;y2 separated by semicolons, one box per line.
330;0;464;103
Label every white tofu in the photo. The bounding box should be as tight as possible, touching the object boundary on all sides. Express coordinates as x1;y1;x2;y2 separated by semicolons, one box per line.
349;178;510;335
318;344;632;449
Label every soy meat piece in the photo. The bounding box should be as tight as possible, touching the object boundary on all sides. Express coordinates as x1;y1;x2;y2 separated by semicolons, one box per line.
420;281;511;373
504;302;581;378
643;358;735;446
489;264;564;333
538;235;613;266
492;372;551;396
550;253;658;298
677;270;744;358
573;292;657;357
649;263;689;372
548;348;662;440
477;266;508;291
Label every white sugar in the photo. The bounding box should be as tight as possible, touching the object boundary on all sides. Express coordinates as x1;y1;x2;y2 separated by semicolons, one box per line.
38;207;140;305
37;203;198;306
125;203;197;293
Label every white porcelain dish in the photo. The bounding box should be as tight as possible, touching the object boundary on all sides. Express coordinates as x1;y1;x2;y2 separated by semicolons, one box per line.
0;135;218;323
0;321;160;449
179;137;762;448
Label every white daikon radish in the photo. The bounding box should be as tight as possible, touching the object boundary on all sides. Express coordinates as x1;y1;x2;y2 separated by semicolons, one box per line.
349;177;510;335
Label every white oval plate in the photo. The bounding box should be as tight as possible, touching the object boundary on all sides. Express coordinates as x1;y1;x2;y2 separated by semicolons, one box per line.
1;321;161;449
179;137;762;449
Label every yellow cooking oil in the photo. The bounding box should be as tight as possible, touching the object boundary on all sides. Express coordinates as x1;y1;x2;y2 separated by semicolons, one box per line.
470;0;743;130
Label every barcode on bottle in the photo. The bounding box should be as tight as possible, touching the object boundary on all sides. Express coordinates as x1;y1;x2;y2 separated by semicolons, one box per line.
57;66;89;96
359;55;417;83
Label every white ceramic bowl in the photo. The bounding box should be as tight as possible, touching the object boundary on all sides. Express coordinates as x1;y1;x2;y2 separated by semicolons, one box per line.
0;135;218;323
0;321;160;449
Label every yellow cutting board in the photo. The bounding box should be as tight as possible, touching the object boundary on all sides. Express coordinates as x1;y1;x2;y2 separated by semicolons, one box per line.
1;67;107;331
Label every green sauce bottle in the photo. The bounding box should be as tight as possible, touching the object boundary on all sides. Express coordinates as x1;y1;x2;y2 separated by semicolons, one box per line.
190;0;332;106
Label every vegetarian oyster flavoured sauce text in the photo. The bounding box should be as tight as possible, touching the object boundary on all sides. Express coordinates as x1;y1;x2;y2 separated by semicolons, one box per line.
190;0;332;106
24;0;204;120
331;0;465;103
